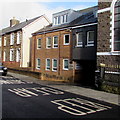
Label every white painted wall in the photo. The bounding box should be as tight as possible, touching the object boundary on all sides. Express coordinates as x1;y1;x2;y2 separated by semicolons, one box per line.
21;16;50;67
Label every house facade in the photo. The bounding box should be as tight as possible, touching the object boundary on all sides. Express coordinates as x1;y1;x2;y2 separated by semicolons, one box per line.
0;15;50;68
31;7;98;83
97;0;120;74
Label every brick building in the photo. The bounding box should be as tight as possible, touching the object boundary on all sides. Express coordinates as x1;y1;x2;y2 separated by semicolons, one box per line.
97;0;120;74
0;15;50;68
31;7;98;83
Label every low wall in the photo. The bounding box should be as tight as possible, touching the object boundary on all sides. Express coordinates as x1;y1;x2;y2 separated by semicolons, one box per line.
8;68;73;83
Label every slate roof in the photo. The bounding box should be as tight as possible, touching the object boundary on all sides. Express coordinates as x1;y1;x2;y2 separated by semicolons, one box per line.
33;11;97;35
0;15;43;36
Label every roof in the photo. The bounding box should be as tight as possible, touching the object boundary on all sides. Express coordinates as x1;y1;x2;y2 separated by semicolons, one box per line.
0;15;44;36
33;10;97;35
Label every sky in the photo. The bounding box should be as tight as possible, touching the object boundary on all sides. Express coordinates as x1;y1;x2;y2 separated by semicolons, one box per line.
0;0;98;29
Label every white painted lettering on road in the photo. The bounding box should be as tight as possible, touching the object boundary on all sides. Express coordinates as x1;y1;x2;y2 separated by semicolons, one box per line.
8;87;64;97
51;98;112;116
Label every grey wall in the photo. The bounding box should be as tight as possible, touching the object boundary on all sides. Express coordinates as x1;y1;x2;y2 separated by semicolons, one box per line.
72;25;97;61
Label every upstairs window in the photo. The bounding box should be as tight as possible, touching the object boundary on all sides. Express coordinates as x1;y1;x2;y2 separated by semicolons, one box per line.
64;34;70;45
114;0;120;51
46;37;51;48
17;31;21;44
76;32;83;47
4;36;7;46
37;38;41;49
52;59;58;71
36;58;40;69
87;31;94;46
10;33;14;45
53;36;58;48
10;49;14;61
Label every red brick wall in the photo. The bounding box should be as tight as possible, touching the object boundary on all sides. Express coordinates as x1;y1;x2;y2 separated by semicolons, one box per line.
2;31;22;68
31;30;73;80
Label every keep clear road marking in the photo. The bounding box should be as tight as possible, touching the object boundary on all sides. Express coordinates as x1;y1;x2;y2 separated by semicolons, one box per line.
8;87;64;97
51;98;112;116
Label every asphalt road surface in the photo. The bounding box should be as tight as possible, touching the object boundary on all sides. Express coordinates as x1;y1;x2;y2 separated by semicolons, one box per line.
1;76;120;120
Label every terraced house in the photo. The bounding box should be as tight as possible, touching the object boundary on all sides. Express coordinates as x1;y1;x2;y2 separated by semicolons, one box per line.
0;15;50;68
31;6;98;84
97;0;120;79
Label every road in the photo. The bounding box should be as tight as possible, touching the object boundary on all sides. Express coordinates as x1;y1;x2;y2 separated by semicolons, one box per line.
0;76;120;119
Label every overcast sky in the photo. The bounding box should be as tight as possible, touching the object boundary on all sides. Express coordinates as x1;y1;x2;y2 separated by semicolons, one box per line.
0;0;98;29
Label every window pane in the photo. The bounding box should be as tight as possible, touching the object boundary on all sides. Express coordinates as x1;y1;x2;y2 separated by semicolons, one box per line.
47;37;51;48
58;16;60;24
37;38;41;48
54;37;58;44
38;59;40;66
114;14;120;21
114;42;120;51
53;60;57;67
114;6;120;14
114;21;120;28
47;59;50;66
65;35;69;44
64;60;69;69
88;31;94;42
78;32;83;43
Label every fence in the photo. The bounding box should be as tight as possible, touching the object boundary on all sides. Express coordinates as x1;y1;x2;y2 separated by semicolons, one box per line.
95;65;120;94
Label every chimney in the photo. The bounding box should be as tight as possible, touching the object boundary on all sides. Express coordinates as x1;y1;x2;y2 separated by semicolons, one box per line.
10;17;20;27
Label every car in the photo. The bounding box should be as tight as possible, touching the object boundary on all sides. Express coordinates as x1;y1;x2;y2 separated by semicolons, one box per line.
0;63;7;76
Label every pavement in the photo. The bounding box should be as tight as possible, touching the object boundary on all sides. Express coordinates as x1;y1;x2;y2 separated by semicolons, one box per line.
8;72;119;106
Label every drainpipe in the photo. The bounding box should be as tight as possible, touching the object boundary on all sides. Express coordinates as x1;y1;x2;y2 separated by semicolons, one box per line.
58;32;61;76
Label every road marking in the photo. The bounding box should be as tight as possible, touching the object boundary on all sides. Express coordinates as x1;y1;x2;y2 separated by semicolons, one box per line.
0;80;26;84
51;98;112;116
8;87;64;97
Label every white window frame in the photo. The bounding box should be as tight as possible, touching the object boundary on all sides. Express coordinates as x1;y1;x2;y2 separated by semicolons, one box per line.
111;0;120;52
87;31;94;47
46;58;50;71
4;36;7;46
17;31;21;44
46;37;51;49
53;36;58;48
54;17;58;25
37;38;41;49
16;48;20;62
10;49;14;61
63;59;69;70
76;32;83;47
64;34;70;45
64;14;68;23
52;59;58;72
10;33;14;45
3;51;6;62
0;37;2;47
36;58;40;69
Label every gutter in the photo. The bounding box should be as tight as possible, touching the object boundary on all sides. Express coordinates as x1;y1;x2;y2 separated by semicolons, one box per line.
32;22;98;36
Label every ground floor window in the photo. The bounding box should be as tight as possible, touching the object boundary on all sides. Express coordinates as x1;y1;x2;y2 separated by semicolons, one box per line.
16;48;20;62
46;59;50;70
10;49;14;61
63;59;69;70
36;58;40;69
52;59;58;71
3;51;6;62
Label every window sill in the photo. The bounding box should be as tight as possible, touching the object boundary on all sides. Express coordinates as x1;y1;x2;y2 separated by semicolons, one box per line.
63;68;69;71
36;68;40;70
75;45;83;48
